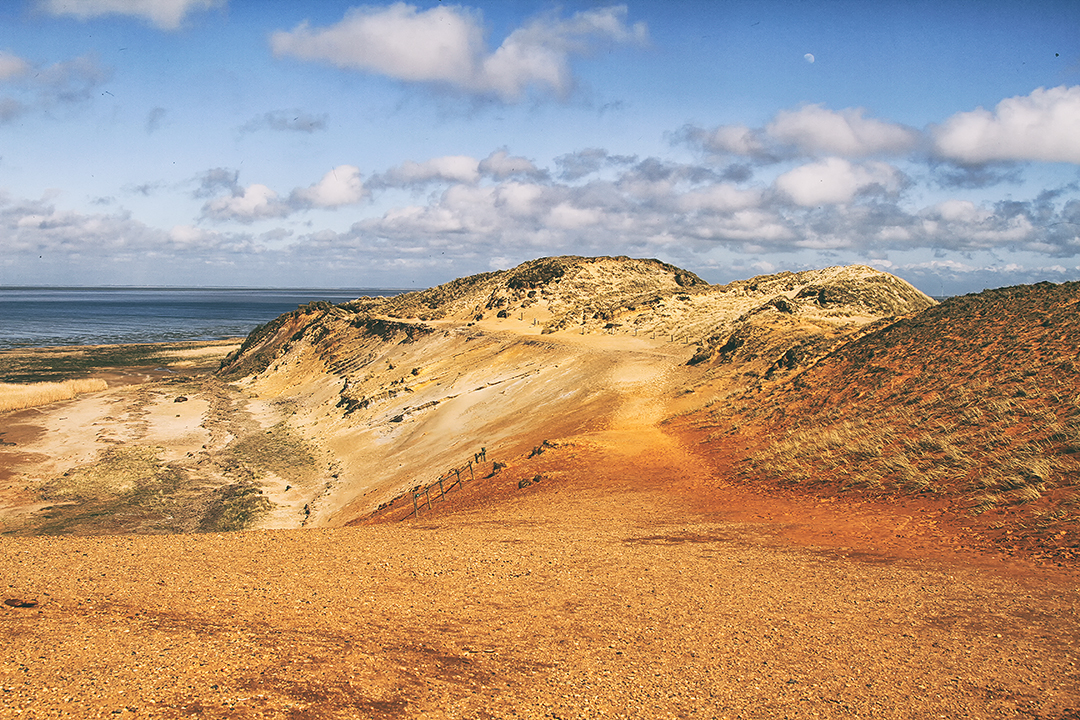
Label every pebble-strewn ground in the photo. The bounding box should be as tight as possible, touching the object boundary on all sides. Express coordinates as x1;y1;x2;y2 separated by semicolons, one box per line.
3;437;1078;719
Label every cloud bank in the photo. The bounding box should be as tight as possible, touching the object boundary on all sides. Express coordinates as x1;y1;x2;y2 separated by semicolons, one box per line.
37;0;224;30
6;81;1079;292
932;85;1080;164
270;3;648;102
683;87;1080;171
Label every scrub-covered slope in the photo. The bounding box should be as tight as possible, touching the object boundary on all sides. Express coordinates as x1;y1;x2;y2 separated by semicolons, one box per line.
686;281;1080;560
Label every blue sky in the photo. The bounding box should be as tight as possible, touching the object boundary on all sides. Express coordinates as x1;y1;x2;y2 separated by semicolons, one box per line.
1;0;1078;294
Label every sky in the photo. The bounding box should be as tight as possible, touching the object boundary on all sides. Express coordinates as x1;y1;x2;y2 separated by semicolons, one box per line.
1;0;1078;294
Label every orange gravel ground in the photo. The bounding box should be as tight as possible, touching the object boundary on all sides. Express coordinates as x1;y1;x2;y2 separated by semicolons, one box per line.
3;424;1080;720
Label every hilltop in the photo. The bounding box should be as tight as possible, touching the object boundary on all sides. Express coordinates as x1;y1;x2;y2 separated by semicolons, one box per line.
221;256;932;381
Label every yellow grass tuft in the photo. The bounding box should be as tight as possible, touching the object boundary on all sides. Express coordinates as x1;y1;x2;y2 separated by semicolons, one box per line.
0;378;108;413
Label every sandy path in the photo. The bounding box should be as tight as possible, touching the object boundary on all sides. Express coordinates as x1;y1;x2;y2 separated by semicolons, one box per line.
3;429;1078;719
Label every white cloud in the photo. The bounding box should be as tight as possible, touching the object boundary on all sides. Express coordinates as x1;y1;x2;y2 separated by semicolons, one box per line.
555;148;638;180
477;5;647;100
0;53;111;122
688;209;794;243
933;85;1080;164
547;202;601;229
917;201;1036;249
495;182;546;217
311;149;1075;268
198;166;368;221
925;199;992;224
271;4;481;86
682;105;919;161
292;165;367;208
677;184;762;213
372;156;481;188
379;205;464;235
13;127;1079;288
766;104;920;157
168;224;213;246
694;124;768;157
37;0;223;30
0;51;30;80
202;184;290;222
479;149;545;180
775;158;904;206
270;3;646;102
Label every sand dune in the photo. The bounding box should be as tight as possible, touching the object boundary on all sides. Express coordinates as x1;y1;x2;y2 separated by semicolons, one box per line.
1;258;1077;718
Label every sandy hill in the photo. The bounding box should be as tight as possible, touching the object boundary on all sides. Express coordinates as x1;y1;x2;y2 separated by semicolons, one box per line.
197;256;931;530
14;255;1080;559
681;280;1080;560
2;255;936;537
4;258;1080;719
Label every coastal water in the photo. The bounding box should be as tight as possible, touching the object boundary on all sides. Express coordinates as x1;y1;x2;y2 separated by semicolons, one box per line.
0;287;402;350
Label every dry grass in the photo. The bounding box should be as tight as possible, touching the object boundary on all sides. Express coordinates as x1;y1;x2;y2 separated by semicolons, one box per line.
701;280;1080;560
0;378;107;413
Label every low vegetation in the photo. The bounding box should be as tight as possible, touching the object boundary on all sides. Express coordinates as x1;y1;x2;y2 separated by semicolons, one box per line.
24;445;196;536
0;339;239;383
219;421;319;485
699;281;1080;559
0;378;107;412
198;481;273;532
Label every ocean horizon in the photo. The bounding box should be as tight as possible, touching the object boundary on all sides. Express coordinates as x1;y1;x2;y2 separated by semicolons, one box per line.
0;287;405;350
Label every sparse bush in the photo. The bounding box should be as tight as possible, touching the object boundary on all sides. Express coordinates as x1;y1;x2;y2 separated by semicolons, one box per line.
198;482;272;532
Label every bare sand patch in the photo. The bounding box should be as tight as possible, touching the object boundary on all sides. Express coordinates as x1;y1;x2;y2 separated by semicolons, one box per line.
2;431;1077;719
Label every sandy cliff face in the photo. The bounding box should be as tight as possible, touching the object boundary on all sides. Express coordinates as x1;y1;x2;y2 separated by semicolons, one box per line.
219;256;933;528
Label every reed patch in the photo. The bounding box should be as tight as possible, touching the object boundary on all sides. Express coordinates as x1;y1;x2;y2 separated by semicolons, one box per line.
0;378;107;413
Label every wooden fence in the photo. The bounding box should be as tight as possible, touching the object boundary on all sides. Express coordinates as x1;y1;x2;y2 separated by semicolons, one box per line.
407;446;489;518
365;441;555;522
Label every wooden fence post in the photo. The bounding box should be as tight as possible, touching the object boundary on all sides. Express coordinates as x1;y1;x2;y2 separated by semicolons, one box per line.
424;487;432;510
413;493;419;516
468;460;474;481
438;477;445;499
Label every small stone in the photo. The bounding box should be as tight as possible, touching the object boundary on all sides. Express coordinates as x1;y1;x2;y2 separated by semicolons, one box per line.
3;599;37;609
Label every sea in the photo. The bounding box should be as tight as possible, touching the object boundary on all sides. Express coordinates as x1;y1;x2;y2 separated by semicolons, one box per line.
0;287;404;350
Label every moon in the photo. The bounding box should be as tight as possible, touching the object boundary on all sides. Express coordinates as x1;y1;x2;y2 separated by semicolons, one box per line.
804;53;815;63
